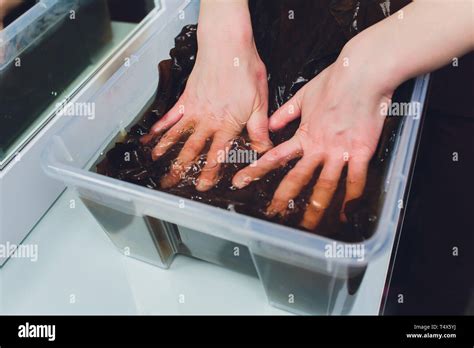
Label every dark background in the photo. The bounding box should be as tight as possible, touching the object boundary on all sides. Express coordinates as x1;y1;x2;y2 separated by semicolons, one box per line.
383;53;474;315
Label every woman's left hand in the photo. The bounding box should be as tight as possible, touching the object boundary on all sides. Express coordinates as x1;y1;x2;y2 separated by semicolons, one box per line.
232;43;394;230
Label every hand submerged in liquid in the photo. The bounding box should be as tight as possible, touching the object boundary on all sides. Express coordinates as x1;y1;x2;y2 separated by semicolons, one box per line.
141;0;272;192
233;48;393;230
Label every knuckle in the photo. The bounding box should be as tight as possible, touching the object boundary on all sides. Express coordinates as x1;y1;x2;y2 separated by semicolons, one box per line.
254;61;267;80
180;148;195;160
350;138;374;159
316;177;338;191
266;148;282;162
186;138;202;151
288;169;308;182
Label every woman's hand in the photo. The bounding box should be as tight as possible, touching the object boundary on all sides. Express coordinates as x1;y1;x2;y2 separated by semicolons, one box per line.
232;42;393;230
233;0;474;230
142;0;272;191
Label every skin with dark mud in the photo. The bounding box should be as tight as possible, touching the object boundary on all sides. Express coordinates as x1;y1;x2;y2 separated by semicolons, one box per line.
97;0;413;243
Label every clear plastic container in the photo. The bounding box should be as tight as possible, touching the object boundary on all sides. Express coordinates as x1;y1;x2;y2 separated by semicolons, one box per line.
42;0;430;314
0;0;111;163
0;0;75;66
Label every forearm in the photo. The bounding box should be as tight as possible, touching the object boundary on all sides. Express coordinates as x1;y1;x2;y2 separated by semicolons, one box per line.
197;0;253;48
344;0;474;93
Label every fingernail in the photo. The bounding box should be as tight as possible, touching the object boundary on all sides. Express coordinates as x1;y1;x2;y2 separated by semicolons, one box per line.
300;213;318;231
196;179;213;192
339;210;348;223
140;134;153;144
265;201;286;217
300;221;312;230
160;176;175;189
233;175;252;189
160;178;171;189
152;148;165;161
300;216;316;230
265;206;278;218
151;125;162;134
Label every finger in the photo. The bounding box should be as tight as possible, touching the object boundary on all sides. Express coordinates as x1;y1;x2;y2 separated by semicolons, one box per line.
340;158;369;222
141;98;185;144
247;108;273;153
151;118;193;161
232;137;302;189
266;155;322;217
139;133;155;145
300;159;344;230
195;132;235;191
247;73;273;153
160;127;212;189
268;89;303;132
247;112;273;153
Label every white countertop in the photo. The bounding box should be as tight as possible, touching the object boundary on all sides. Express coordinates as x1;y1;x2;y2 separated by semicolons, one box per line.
0;188;393;315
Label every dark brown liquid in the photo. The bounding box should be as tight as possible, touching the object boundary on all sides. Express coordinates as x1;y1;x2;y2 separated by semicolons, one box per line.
97;0;414;243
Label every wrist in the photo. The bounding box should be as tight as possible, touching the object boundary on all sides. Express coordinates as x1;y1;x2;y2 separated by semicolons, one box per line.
340;30;407;97
197;0;253;48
